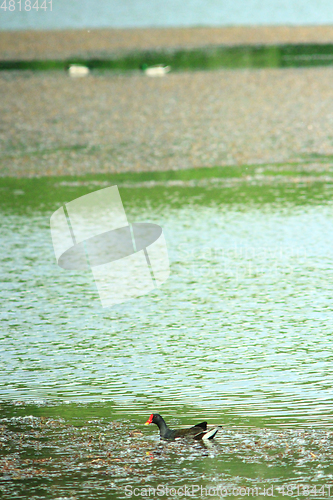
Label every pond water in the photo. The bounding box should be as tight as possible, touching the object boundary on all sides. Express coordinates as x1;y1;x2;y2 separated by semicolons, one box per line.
2;0;333;31
1;173;333;498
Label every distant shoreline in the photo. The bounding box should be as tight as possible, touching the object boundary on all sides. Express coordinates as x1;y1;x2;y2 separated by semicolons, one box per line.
2;65;333;177
1;25;333;61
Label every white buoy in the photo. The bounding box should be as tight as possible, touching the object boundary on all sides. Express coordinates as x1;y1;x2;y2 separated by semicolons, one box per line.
68;64;90;78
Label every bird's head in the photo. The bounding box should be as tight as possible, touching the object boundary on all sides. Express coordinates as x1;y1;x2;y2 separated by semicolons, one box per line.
144;413;160;425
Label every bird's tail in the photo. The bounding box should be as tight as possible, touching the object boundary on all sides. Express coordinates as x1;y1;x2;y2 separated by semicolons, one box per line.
194;426;221;441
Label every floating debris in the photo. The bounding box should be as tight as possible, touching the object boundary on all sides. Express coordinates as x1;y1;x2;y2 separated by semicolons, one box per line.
1;413;333;500
129;430;144;437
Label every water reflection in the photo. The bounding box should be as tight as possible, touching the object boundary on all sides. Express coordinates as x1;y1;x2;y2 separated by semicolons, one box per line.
1;402;333;500
1;178;333;427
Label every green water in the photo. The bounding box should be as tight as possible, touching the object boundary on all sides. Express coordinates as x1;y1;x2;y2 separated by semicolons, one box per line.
1;168;333;498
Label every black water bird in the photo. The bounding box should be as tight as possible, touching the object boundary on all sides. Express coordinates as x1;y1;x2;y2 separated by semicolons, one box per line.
145;413;221;441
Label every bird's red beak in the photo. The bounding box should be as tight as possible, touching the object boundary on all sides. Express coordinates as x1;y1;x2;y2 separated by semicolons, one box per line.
144;414;153;425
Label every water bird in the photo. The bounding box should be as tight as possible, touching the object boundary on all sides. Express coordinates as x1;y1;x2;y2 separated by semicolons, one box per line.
144;413;221;441
141;64;171;77
67;64;90;78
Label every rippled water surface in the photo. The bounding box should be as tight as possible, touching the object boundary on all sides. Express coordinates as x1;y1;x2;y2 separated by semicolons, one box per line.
1;175;333;498
2;178;333;425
